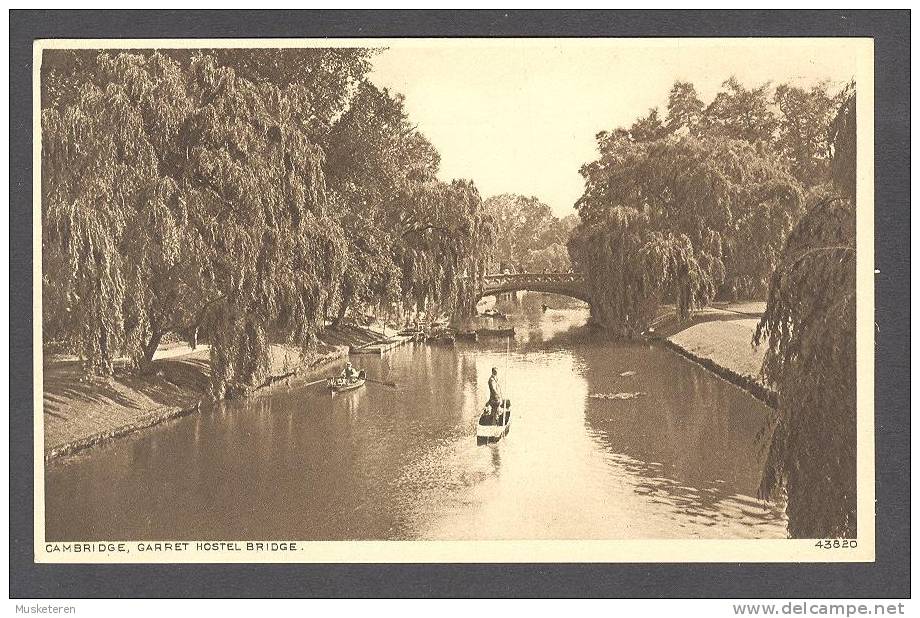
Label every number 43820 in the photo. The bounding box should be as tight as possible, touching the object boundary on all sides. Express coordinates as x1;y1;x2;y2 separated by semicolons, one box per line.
815;539;857;549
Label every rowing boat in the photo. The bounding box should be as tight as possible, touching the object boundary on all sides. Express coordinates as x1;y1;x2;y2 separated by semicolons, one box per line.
476;399;512;443
476;326;515;337
327;370;367;393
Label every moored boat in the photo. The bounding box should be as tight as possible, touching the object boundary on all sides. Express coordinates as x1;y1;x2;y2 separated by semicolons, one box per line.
456;330;478;342
398;328;426;342
477;326;515;337
477;399;512;443
428;333;456;346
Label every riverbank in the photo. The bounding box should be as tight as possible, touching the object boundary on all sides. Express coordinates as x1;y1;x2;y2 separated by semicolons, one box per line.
42;331;376;461
650;302;777;407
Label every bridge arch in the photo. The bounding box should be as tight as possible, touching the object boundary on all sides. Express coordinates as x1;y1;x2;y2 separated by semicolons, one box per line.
475;272;591;305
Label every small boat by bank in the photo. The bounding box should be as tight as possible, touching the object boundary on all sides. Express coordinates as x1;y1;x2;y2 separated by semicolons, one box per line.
426;325;457;346
456;330;478;342
327;370;367;393
477;326;515;337
397;327;427;342
481;309;508;321
477;399;512;444
428;333;456;346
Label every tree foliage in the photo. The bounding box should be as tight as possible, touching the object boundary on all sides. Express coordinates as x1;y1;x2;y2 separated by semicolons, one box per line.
774;82;846;187
325;80;494;320
704;77;779;146
42;51;199;374
483;194;572;273
568;75;847;332
629;108;668;143
665;81;705;135
571;131;802;334
754;89;857;537
41;49;493;396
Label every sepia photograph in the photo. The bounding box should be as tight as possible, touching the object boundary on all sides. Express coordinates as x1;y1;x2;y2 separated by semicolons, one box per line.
30;34;876;565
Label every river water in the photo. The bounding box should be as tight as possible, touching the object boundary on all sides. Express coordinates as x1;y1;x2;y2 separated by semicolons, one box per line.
45;305;787;541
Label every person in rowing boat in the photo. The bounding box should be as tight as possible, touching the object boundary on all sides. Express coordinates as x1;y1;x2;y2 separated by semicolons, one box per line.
340;362;359;383
487;367;503;423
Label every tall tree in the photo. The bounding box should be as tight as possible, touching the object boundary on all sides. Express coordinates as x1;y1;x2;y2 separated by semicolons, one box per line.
325;79;493;321
774;82;843;187
41;50;351;397
629;108;668;142
571;130;803;334
180;52;346;396
482;194;557;272
704;77;779;146
665;80;705;135
754;88;857;537
398;179;494;315
41;51;200;373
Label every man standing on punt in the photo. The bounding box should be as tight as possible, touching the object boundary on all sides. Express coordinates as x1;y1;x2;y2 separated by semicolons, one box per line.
488;367;503;422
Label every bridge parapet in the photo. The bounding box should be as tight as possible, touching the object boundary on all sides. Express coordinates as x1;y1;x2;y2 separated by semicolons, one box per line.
475;272;590;304
481;272;585;289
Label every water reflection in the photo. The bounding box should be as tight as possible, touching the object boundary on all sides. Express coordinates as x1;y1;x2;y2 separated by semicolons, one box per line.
45;304;786;541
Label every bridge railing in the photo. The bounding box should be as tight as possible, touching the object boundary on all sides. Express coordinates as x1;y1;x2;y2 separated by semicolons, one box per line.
480;272;585;287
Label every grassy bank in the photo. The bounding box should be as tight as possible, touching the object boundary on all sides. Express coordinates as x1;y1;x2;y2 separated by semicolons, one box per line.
651;302;777;407
43;338;354;461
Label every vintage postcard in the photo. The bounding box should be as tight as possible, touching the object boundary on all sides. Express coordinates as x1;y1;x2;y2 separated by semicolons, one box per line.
33;36;874;563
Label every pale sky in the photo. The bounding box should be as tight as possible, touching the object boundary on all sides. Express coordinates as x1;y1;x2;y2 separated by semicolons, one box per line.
369;39;862;217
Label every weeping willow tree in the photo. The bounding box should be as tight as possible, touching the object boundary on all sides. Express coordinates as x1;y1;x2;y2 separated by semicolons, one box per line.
754;89;857;538
396;178;495;316
41;51;196;373
569;131;803;336
178;53;347;398
325;79;495;322
324;80;424;322
42;49;493;397
41;50;349;397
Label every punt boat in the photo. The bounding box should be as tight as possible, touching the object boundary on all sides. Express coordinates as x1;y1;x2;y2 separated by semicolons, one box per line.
477;399;512;444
